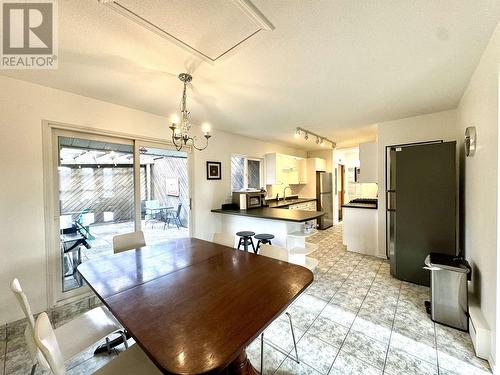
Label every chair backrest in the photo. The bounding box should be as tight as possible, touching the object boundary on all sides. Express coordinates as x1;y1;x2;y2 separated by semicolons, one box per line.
212;233;235;248
113;231;146;253
175;203;182;218
34;312;66;375
10;279;49;367
259;244;289;262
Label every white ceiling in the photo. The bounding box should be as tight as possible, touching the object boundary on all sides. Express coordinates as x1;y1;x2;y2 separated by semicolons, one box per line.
3;0;500;149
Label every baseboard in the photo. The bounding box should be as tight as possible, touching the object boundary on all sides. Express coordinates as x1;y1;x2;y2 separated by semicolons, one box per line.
469;299;492;364
488;355;496;374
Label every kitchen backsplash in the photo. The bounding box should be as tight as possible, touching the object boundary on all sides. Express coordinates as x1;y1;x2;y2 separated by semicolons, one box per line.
266;183;305;199
347;166;378;200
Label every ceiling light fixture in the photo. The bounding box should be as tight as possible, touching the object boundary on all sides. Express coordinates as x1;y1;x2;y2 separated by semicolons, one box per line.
169;73;212;151
295;127;336;149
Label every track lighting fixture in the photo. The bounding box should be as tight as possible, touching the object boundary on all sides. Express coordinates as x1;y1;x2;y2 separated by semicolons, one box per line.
294;127;336;148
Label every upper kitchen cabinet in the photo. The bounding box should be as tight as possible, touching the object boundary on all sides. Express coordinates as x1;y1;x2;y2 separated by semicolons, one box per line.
298;159;308;184
265;153;307;185
310;157;327;172
358;142;377;183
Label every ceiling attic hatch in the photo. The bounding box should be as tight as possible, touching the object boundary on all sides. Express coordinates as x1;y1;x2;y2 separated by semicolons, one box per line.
99;0;274;63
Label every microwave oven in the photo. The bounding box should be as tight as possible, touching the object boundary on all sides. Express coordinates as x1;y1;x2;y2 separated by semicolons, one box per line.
232;192;265;209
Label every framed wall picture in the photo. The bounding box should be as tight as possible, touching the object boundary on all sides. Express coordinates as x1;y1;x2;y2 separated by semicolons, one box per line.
166;177;179;196
206;161;221;180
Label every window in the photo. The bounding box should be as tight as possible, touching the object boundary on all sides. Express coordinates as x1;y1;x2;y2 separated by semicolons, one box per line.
231;155;263;191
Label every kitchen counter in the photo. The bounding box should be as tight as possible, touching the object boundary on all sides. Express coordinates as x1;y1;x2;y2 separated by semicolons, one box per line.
342;202;380;257
211;207;324;223
266;197;317;208
342;203;378;209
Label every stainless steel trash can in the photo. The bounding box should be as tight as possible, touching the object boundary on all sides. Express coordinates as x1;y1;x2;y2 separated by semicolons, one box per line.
424;252;471;331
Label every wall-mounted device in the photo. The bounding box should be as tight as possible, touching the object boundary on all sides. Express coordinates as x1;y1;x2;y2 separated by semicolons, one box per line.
465;126;476;157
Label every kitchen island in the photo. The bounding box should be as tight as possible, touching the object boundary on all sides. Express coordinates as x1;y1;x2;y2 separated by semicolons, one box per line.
211;207;324;249
342;199;380;257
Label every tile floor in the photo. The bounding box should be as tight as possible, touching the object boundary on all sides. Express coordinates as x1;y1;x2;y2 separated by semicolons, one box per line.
246;225;491;375
1;224;491;374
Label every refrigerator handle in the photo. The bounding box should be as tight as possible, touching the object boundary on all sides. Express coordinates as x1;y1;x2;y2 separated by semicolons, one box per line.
387;190;396;212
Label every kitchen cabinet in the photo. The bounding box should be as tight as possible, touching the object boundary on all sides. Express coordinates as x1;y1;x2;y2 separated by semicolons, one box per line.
298;159;308;184
342;205;379;256
310;157;327;172
358;142;377;183
265;153;307;185
288;200;317;211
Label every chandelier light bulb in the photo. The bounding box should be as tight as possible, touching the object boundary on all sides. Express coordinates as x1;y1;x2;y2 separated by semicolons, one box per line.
171;114;180;125
304;133;309;140
316;136;320;144
320;138;325;147
201;122;211;135
295;128;301;138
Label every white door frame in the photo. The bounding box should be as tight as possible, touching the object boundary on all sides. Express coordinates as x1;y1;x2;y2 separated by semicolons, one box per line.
42;121;193;307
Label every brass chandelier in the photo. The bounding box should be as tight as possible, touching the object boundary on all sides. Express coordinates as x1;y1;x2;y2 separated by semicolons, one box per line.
169;73;211;151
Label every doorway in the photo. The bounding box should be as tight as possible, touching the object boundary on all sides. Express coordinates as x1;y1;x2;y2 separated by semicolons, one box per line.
338;164;345;221
138;144;190;243
46;125;192;300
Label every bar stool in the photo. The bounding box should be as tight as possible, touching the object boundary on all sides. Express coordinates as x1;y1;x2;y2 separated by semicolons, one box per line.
254;233;275;254
236;231;256;252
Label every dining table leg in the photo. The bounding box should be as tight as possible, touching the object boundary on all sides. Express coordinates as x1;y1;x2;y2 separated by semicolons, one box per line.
227;350;259;375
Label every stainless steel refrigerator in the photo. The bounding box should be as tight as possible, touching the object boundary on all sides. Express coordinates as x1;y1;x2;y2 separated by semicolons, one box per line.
387;141;456;286
316;172;333;230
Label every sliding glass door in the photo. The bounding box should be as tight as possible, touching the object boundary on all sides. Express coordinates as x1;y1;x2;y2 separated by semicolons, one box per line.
57;134;135;291
137;142;190;244
48;127;192;300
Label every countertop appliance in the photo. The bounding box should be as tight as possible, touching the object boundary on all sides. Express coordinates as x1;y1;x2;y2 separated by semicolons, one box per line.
232;191;266;209
316;171;333;229
387;141;456;286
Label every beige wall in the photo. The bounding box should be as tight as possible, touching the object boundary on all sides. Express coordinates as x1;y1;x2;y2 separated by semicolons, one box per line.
0;75;305;324
456;22;500;365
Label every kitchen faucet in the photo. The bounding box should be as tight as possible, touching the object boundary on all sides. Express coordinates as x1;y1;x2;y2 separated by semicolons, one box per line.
283;186;292;201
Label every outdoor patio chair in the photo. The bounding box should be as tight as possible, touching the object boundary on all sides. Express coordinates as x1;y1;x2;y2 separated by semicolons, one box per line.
163;203;182;229
76;208;95;240
10;278;126;375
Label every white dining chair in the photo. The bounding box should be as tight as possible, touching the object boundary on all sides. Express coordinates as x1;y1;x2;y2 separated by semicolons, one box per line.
261;244;318;272
34;312;162;375
11;278;125;375
112;231;146;253
212;233;236;248
258;244;300;373
259;244;289;262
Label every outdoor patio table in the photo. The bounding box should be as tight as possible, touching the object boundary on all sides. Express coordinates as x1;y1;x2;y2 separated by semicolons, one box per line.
77;237;312;374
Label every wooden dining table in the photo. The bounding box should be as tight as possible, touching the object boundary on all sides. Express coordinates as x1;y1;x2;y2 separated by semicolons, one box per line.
77;237;313;374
